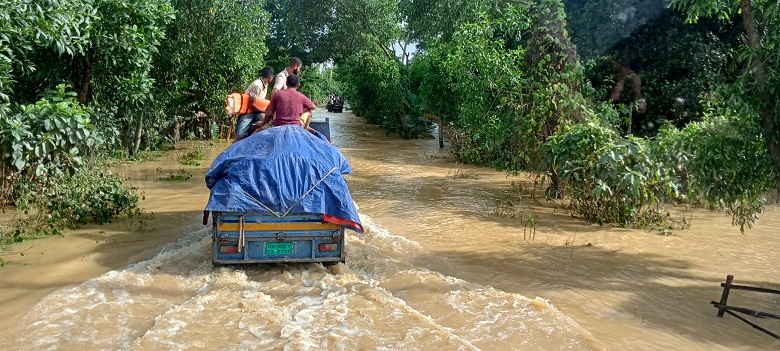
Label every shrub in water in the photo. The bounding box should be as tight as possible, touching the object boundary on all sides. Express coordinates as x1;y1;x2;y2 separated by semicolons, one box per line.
7;167;142;241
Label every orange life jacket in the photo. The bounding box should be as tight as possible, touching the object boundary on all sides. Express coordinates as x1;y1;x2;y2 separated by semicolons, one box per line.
226;93;271;115
226;93;250;115
256;97;270;111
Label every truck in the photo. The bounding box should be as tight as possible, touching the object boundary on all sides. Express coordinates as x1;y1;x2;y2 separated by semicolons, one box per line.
204;118;362;266
209;212;346;266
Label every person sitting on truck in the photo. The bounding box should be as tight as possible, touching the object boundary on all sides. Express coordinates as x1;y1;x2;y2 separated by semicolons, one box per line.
235;66;274;141
271;57;302;96
254;74;316;133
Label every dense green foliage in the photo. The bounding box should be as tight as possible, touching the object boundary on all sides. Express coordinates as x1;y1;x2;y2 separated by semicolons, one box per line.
2;0;270;244
2;0;779;249
545;96;776;231
422;11;529;164
663;99;777;230
0;0;96;98
408;0;589;172
153;0;269;143
14;168;141;230
544;119;673;227
580;12;729;135
261;0;780;231
338;50;405;133
0;86;98;178
1;86;141;243
671;0;780;171
3;0;175;155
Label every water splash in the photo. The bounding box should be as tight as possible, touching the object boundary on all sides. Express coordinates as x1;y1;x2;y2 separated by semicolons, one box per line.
13;215;594;351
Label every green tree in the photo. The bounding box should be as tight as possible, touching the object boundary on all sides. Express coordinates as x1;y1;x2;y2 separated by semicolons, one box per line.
265;0;336;64
670;0;780;175
432;11;528;164
399;0;515;47
3;0;175;155
414;1;588;171
522;0;585;164
89;0;175;155
1;84;142;243
152;0;269;145
337;49;402;126
264;0;401;64
0;85;97;181
0;0;97;103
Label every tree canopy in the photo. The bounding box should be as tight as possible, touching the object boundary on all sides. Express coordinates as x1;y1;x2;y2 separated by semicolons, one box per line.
269;0;780;231
2;0;779;237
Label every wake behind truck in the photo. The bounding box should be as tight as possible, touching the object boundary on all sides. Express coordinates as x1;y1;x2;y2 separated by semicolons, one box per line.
203;120;363;266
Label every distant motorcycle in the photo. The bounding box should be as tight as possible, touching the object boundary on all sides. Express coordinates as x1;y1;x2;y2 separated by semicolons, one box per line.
326;97;344;113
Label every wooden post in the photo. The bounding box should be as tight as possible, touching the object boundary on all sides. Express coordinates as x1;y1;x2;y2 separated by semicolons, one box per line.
776;183;779;204
717;275;734;317
438;117;444;149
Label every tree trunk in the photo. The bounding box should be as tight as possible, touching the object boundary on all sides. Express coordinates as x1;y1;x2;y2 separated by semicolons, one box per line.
776;183;780;204
76;58;91;104
740;0;780;173
438;117;444;149
740;0;765;83
768;135;780;174
547;168;562;199
122;120;132;155
0;151;7;212
399;103;410;139
130;116;144;157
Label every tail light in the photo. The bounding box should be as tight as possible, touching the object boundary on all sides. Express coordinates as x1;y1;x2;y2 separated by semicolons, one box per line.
220;245;239;253
318;243;338;252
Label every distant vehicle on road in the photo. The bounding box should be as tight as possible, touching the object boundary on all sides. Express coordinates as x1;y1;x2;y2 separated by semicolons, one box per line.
326;95;344;113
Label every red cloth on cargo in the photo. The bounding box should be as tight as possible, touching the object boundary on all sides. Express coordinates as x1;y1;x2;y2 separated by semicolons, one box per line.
323;214;363;233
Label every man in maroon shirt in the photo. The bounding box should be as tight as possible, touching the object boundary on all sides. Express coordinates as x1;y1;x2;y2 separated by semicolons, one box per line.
254;74;316;132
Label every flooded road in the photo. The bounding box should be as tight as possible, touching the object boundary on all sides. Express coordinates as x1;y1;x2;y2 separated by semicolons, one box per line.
1;111;779;350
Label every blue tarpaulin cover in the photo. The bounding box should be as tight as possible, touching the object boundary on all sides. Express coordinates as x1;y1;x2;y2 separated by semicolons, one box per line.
204;125;363;233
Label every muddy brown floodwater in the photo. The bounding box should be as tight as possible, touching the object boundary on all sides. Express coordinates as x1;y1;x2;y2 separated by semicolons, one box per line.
1;111;778;350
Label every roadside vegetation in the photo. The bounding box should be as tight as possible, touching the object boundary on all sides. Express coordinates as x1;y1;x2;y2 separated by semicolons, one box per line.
0;0;270;250
273;0;779;232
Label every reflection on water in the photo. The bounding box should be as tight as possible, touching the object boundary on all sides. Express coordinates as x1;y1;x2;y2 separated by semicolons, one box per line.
3;111;780;351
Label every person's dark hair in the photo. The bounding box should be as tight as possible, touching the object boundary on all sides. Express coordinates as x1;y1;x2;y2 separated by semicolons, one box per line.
289;57;302;67
260;66;274;78
286;74;300;88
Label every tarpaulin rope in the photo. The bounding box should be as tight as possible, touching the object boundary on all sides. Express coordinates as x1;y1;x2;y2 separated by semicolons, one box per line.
241;165;339;218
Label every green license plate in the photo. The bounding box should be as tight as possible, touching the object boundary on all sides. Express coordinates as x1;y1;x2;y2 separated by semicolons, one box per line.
265;242;294;255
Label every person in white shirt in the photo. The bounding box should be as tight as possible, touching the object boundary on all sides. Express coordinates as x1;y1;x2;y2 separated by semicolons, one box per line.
235;66;274;141
272;57;302;96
